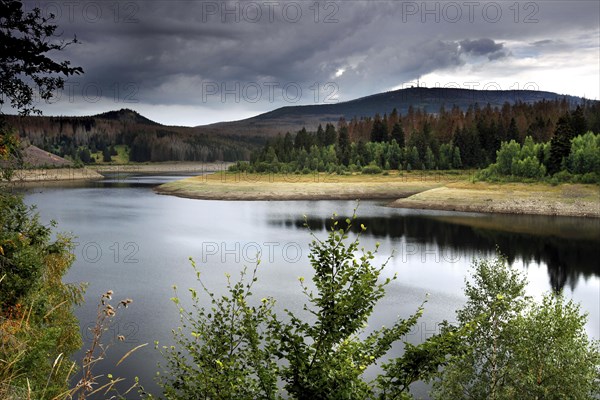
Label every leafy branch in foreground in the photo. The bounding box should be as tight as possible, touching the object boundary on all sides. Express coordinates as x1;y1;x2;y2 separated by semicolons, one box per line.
431;253;600;400
156;260;280;400
155;208;460;400
277;213;423;399
1;0;83;115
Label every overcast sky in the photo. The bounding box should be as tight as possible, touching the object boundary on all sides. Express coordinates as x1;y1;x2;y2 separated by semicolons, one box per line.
13;0;600;126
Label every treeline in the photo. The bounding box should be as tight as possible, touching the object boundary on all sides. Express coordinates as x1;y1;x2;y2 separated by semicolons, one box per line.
5;114;262;163
238;101;599;175
479;130;600;183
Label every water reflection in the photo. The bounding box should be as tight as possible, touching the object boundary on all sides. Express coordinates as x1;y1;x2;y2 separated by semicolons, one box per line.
269;213;600;292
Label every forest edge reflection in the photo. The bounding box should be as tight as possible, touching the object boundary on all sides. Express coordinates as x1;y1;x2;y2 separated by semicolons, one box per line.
270;213;600;292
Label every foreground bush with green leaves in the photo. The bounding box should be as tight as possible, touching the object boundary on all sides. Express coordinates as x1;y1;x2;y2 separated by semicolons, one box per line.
432;254;600;400
153;213;600;400
154;211;461;399
0;191;85;399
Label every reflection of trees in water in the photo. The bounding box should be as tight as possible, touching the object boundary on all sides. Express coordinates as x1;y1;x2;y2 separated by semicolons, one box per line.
272;215;600;292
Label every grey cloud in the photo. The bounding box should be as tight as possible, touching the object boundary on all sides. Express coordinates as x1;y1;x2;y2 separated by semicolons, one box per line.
531;39;555;47
460;38;503;55
23;0;600;124
487;51;508;61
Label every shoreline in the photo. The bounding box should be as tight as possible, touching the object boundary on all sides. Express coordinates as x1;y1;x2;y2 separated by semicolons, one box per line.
9;168;104;182
388;183;600;218
94;161;232;174
8;162;232;183
154;172;451;201
155;173;600;218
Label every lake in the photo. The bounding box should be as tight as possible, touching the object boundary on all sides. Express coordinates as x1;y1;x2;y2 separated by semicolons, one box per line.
21;172;600;398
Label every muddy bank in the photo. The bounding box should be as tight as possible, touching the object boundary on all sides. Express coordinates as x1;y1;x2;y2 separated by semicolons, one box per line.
10;168;104;182
155;173;599;218
388;184;600;218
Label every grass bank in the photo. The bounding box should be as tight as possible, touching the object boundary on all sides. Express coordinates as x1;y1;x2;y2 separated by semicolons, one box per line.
10;168;104;182
9;162;233;182
154;171;468;200
94;161;232;174
389;181;600;218
155;171;600;218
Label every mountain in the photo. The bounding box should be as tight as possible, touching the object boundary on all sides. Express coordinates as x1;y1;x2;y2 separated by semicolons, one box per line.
194;87;586;137
93;108;161;125
3;87;593;163
4;109;262;163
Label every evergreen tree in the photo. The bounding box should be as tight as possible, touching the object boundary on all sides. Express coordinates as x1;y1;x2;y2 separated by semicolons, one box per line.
370;115;388;142
337;126;351;166
547;115;574;175
280;132;291;161
294;127;312;151
454;127;483;168
324;123;337;146
391;122;405;147
569;105;587;136
316;124;325;146
508;117;519;142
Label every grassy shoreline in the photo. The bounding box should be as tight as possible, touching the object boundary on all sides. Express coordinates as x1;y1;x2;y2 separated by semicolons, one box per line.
155;171;600;218
389;181;600;218
9;162;233;182
154;171;463;201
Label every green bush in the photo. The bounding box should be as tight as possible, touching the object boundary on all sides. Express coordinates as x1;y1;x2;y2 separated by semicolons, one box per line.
432;253;600;399
0;193;83;398
156;212;459;399
567;132;600;175
578;172;600;184
362;164;382;174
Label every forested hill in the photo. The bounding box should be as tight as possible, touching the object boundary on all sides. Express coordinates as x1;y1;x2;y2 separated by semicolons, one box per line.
195;87;586;137
4;109;264;163
3;89;594;163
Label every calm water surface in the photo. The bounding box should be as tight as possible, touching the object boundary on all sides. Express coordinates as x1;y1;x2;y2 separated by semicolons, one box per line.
20;173;600;398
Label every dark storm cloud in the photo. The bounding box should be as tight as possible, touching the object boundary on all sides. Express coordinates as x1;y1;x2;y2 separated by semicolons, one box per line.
459;38;506;60
20;0;600;124
531;39;555;47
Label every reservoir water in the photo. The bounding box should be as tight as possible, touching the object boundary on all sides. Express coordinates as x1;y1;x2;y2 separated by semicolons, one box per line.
20;172;600;398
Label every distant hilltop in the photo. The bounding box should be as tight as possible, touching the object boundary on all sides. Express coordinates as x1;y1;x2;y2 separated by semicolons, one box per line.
195;87;589;136
2;87;595;164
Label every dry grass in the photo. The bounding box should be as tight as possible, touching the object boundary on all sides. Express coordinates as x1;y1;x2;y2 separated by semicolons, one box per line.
154;171;469;200
156;171;600;218
10;168;104;182
390;182;600;218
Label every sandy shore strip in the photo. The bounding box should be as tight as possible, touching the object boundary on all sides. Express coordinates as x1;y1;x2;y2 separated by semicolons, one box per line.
95;162;233;174
8;162;233;182
388;182;600;218
10;168;104;182
155;172;600;218
154;172;454;201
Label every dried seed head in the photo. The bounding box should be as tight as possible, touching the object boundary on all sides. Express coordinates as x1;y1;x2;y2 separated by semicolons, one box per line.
120;298;133;307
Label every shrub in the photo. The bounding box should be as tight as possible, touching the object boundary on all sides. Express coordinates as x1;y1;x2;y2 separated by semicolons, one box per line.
362;164;382;174
156;211;458;399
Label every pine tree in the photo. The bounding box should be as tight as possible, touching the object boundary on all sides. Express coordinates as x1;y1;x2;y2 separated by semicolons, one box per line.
391;123;405;147
547;115;574;175
337;126;351;166
370;115;388;142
